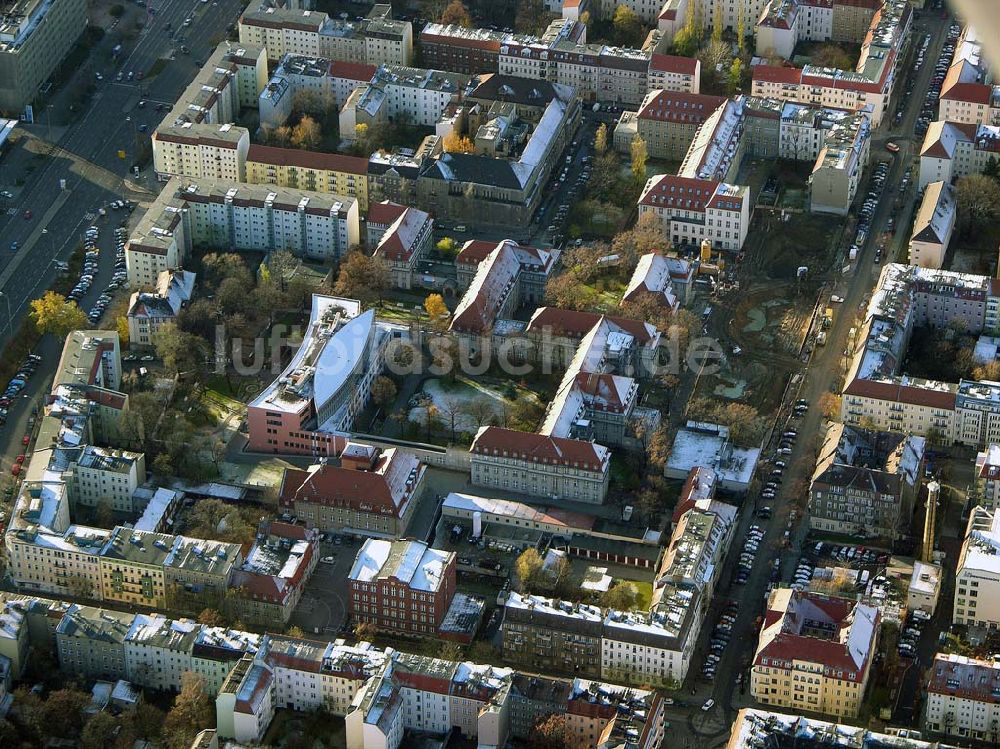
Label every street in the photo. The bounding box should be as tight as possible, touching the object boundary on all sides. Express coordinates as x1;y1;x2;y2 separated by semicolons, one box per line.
0;0;244;465
670;9;952;741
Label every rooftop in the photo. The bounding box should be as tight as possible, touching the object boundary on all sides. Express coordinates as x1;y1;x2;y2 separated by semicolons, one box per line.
349;539;453;593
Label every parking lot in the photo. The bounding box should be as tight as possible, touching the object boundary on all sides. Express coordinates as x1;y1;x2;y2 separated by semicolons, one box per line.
289;535;362;636
69;219;131;325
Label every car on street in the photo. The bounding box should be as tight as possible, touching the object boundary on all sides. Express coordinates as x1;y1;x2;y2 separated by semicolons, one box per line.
702;699;715;711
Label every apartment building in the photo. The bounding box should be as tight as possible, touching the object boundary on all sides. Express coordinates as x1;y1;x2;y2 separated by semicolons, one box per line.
614;90;726;160
0;599;28;682
539;312;659;450
99;528;241;611
450;240;535;346
246;296;396;456
231;524;318;629
648;53;701;93
239;4;412;65
216;655;275;744
919;121;1000;188
809;424;925;540
523;306;662;375
191;626;262;696
340;65;472;135
67;445;146;512
348;539;457;637
127;269;196;348
955;505;1000;628
245;145;369;213
0;0;87;115
370;204;433;289
56;604;133;681
277;444;424;537
657;0;772;43
152;123;250;183
728;709;950;749
809;109;871;216
622;252;693;310
750;0;911;127
638;174;750;252
2;590;673;748
124;614;199;692
417;87;581;227
939;26;1000;127
423;19;656;106
470;426;611;504
750;589;879;718
159;42;268;130
454;239;554;303
502;594;604;677
126;177;359;288
909;180;957;269
925;653;1000;739
975;444;1000;510
841;263;1000;445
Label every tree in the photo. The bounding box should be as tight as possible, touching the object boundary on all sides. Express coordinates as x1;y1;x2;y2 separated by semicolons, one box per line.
131;703;166;741
672;25;698;57
630;135;648;184
645;425;671;471
440;641;464;662
424;293;450;328
354;621;378;641
436;236;458;256
292;89;328;118
594;122;608;156
82;712;121;749
30;291;88;337
217;275;251;316
505;396;545;432
956;174;1000;236
811;43;854;70
712;0;723;42
334;251;389;305
291;115;321;149
545;272;598;311
152;452;175;476
162;673;214;749
818;392;842;419
371;376;398;408
33;688;91;740
197;608;225;626
155;322;208;373
612;4;643;47
974;360;1000;382
729;57;744;93
200;252;249;288
737;0;747;54
514;548;544;592
611;212;667;268
442;132;475;153
515;0;546;33
463;396;497;428
530;714;568;749
440;0;472;26
601;581;638;610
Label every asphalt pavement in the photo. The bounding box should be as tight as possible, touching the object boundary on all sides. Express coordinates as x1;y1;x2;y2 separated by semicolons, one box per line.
0;0;244;471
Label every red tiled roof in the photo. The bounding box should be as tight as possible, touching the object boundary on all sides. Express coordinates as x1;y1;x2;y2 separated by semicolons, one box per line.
638;91;725;125
471;427;608;471
366;200;408;227
247;144;368;174
649;54;698;76
283;464;409;518
329;60;378;82
844;378;957;410
752;65;802;85
456;239;497;266
639;174;720;212
526;307;656;344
